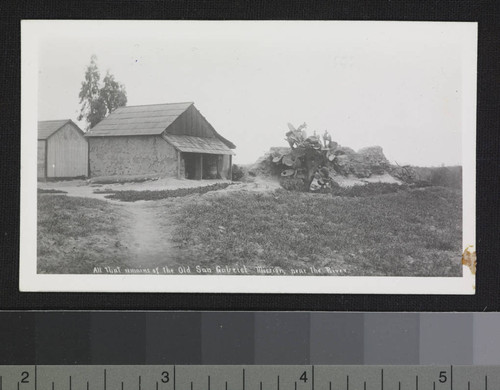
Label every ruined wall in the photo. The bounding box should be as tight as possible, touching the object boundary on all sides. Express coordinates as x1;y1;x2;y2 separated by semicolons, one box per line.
89;135;177;178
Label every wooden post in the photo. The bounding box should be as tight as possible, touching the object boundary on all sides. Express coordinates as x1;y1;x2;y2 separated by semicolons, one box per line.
177;151;181;179
199;154;203;180
217;155;221;179
229;154;233;180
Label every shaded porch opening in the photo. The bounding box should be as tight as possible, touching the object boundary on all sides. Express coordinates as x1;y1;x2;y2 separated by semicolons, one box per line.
181;152;231;180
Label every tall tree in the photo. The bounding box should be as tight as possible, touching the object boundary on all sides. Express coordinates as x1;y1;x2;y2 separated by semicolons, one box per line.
78;55;106;129
78;55;127;129
100;71;127;114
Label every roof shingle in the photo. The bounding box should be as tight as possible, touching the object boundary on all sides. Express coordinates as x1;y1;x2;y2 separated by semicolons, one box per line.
38;119;73;140
163;134;234;155
85;102;193;137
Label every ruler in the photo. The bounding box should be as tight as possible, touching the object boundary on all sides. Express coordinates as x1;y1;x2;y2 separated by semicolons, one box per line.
0;366;498;390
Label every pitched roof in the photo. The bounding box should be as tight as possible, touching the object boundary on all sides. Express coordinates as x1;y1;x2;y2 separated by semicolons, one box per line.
163;134;234;155
193;109;236;149
38;119;76;140
85;102;193;137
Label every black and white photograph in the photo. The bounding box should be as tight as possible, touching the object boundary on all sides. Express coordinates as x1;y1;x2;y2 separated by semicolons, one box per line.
20;21;476;293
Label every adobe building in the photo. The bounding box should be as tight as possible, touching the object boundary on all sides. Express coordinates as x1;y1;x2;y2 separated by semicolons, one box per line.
85;102;236;180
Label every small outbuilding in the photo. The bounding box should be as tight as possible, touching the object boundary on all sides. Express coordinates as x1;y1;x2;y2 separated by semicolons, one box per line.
85;102;236;180
38;119;89;179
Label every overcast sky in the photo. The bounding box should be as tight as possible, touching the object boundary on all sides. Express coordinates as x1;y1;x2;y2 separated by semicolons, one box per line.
32;21;476;166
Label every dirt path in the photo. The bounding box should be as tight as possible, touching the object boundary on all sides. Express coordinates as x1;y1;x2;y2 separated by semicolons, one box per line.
119;200;186;270
39;177;281;272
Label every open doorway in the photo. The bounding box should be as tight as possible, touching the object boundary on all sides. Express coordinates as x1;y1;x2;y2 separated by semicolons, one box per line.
202;154;219;179
182;153;223;180
182;152;202;180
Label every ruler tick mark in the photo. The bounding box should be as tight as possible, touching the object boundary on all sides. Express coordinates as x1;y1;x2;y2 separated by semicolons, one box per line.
312;365;315;390
6;366;494;390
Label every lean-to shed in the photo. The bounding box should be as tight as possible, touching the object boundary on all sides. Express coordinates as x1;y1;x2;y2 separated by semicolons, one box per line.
85;102;236;180
37;119;89;179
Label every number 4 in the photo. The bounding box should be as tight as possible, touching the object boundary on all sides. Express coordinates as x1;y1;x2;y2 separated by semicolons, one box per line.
300;372;308;383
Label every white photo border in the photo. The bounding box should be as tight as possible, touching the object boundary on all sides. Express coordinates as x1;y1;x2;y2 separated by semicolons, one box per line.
20;20;477;294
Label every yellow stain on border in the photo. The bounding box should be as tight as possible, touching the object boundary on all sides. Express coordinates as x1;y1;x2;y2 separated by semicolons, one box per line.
462;245;476;274
462;245;476;290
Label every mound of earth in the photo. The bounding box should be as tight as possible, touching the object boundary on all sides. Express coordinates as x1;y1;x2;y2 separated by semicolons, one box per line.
251;144;391;181
247;147;290;177
334;145;390;178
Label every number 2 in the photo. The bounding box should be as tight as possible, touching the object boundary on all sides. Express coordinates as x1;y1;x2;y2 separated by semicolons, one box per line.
21;372;30;383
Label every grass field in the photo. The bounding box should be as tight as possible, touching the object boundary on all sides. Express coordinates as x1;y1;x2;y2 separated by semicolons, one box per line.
37;195;129;273
171;186;462;276
100;182;232;202
37;185;462;276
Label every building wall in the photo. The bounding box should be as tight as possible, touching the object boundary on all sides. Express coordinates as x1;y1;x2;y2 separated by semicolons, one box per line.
46;123;88;178
88;135;178;178
167;105;217;138
37;140;46;178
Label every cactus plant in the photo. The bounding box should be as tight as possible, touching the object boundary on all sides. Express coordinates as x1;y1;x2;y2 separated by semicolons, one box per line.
277;123;339;191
